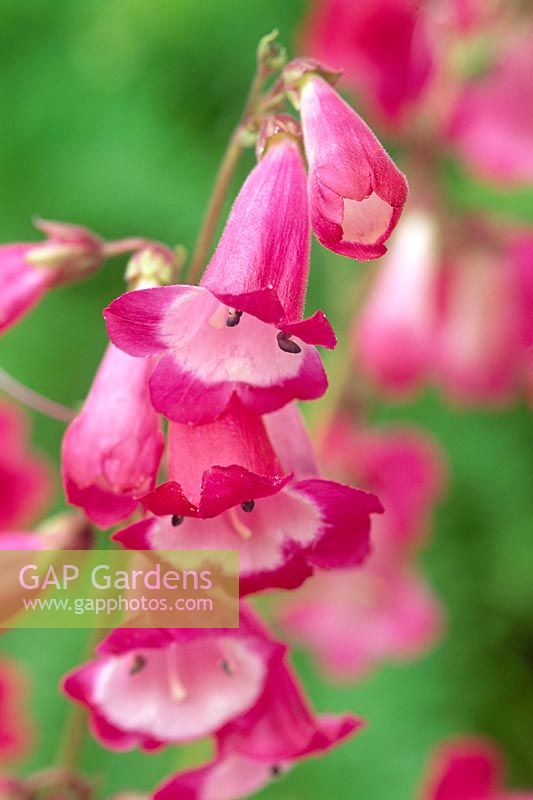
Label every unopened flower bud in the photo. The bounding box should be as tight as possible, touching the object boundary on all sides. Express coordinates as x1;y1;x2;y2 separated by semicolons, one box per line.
37;511;94;550
256;29;287;73
125;244;183;290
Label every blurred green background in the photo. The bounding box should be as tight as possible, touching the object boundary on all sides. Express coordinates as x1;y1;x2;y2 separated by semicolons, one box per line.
1;1;532;798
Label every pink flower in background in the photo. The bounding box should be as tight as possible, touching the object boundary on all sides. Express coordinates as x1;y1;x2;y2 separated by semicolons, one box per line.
62;344;164;528
421;738;533;799
62;607;284;751
436;252;520;405
300;0;435;125
353;212;440;395
296;71;408;260
280;565;442;679
0;402;51;531
0;658;32;763
509;234;533;389
116;403;381;595
105;125;335;425
278;415;445;678
448;32;533;185
154;658;361;800
0;220;103;334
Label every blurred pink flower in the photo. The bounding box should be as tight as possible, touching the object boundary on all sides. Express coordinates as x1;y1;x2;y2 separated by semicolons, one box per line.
436;252;520;405
299;0;435;125
353;211;440;395
278;415;445;679
0;658;32;763
0;402;51;531
297;71;408;260
0;221;103;334
448;33;533;185
62;344;164;528
421;738;533;799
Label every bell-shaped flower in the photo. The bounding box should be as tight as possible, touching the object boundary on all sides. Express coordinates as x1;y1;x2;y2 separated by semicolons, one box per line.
436;250;520;404
278;415;444;678
0;219;104;335
115;401;381;595
105;122;335;425
421;738;533;800
0;657;33;762
61;606;285;751
0;402;51;531
288;63;407;260
353;211;440;394
62;344;164;528
299;0;435;126
447;31;533;186
153;657;361;800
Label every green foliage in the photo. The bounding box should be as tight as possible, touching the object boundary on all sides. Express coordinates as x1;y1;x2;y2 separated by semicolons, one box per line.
1;1;532;798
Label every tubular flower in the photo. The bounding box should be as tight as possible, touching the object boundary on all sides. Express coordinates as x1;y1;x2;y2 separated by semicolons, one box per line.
62;607;285;751
278;415;444;678
62;344;164;528
288;62;407;260
436;252;520;404
0;658;32;763
447;32;533;185
105;122;335;425
421;738;533;800
153;658;361;800
0;402;51;531
0;220;104;334
115;401;381;595
299;0;435;126
353;211;439;394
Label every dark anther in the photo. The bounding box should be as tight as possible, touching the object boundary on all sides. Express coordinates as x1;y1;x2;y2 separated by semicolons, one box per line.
270;765;282;778
277;331;301;354
241;500;255;513
130;654;146;675
226;310;243;327
171;515;184;527
220;659;233;675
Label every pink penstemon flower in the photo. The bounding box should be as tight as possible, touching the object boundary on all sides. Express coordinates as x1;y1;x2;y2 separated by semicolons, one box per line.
278;414;445;678
283;59;408;260
61;343;164;528
0;401;52;531
115;401;382;595
421;738;533;800
299;0;436;126
353;211;440;395
0;220;104;335
105;118;336;425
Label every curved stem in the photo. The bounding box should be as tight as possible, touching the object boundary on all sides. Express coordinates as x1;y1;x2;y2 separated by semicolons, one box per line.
0;366;75;423
187;58;271;284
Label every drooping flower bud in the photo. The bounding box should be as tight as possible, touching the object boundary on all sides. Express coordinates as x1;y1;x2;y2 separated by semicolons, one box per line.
286;61;408;260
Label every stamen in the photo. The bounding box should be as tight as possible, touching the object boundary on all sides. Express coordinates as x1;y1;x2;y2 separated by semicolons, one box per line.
228;507;252;540
129;654;146;675
220;659;234;676
171;515;184;527
226;309;243;327
241;500;255;513
277;331;301;354
167;644;187;702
